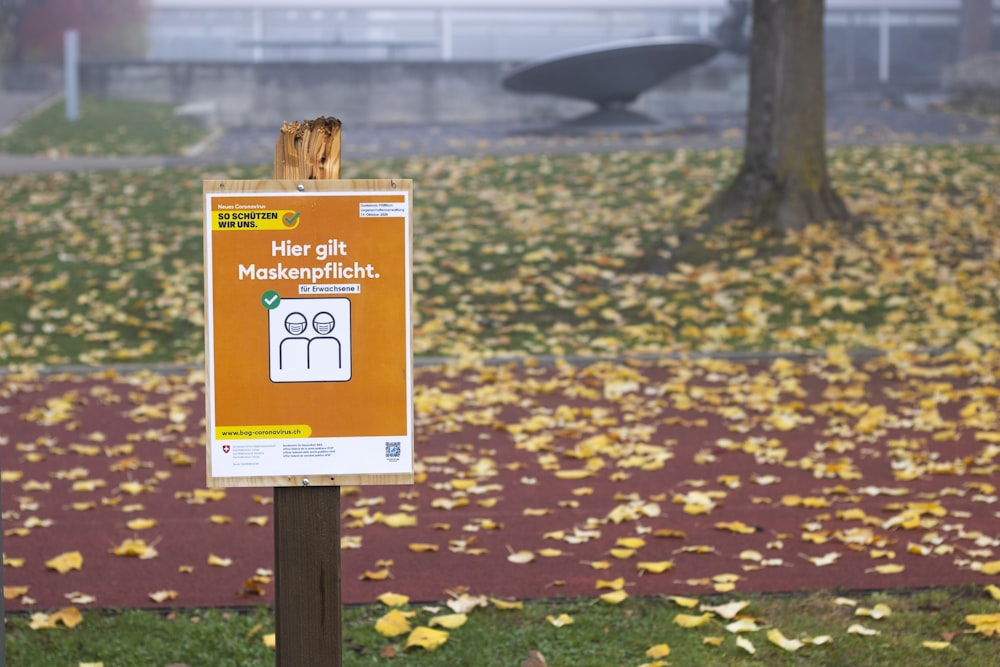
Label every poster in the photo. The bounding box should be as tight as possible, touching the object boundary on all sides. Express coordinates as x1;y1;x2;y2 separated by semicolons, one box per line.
203;179;413;487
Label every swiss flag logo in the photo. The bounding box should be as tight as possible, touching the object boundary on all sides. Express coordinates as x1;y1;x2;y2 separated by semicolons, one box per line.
222;444;231;454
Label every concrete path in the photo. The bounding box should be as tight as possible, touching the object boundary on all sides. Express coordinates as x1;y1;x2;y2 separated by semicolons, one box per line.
4;354;999;610
1;90;998;175
0;88;58;136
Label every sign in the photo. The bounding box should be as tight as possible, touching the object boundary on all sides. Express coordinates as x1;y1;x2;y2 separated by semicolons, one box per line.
203;179;413;487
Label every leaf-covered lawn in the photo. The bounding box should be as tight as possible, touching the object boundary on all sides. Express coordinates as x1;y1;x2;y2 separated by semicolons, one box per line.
0;96;209;157
5;588;1000;666
1;143;998;366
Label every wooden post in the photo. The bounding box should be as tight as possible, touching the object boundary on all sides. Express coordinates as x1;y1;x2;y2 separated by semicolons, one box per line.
273;117;343;667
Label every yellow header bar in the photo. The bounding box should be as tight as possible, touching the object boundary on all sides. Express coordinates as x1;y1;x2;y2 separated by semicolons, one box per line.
212;209;301;231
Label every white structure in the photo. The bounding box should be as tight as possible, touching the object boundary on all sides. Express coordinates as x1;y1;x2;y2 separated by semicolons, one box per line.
144;1;998;89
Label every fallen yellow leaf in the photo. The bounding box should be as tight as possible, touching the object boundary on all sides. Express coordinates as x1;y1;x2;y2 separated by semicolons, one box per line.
701;600;749;620
870;563;905;574
645;643;671;658
537;548;564;557
490;598;524;610
148;590;178;603
616;537;646;549
547;613;574;627
377;592;410;607
2;555;24;568
193;488;226;501
856;603;892;620
595;577;625;590
375;609;413;637
653;528;687;539
45;551;83;574
4;585;30;600
66;592;96;605
637;560;674;574
360;568;392;581
714;520;757;535
446;593;488;613
554;469;594;480
674;613;712;628
29;606;83;630
125;518;157;530
966;613;1000;637
429;613;468;629
208;554;232;567
736;636;756;654
378;512;418;527
767;628;804;651
599;589;629;605
667;595;699;608
726;618;763;633
405;626;449;651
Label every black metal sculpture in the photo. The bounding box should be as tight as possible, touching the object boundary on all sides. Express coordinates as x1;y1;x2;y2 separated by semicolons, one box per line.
502;1;750;128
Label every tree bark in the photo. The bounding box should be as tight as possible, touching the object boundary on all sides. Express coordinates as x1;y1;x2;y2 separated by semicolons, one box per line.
958;0;993;61
0;0;36;65
704;0;848;232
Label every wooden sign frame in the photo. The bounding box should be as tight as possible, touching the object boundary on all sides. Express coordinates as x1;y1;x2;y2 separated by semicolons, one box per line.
203;178;414;488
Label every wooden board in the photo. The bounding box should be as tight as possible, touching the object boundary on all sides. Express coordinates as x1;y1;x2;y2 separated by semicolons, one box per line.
203;179;414;488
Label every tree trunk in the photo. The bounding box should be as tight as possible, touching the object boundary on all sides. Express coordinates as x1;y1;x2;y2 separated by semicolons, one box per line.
705;0;848;232
0;2;27;65
959;0;993;61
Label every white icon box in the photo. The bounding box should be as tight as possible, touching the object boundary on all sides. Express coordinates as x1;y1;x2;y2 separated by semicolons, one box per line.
268;297;352;383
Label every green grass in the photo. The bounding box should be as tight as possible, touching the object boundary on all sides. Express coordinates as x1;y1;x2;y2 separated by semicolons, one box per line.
0;96;209;156
5;589;999;666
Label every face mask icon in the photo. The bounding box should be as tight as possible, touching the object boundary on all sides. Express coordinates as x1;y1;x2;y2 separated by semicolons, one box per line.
285;312;308;335
270;298;351;383
313;312;335;335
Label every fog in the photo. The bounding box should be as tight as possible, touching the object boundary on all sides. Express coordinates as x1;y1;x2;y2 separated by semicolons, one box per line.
147;0;976;92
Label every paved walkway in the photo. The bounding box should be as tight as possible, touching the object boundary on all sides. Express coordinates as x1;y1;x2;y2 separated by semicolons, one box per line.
1;89;998;175
0;89;59;136
3;354;999;610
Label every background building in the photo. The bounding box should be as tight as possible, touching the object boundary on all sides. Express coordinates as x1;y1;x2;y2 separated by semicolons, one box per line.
147;0;1000;90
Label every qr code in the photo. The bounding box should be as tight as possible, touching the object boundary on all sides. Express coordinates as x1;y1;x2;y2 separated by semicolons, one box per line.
385;441;402;460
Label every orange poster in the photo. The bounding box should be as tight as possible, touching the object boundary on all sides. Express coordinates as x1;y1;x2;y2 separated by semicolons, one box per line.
202;179;413;488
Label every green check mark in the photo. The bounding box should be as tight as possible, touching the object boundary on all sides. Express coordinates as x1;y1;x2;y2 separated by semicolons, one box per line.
261;290;281;310
283;211;301;227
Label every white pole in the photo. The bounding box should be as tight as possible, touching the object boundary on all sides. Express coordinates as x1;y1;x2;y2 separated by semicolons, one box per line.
64;29;80;122
440;9;453;61
878;9;890;84
252;8;264;62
